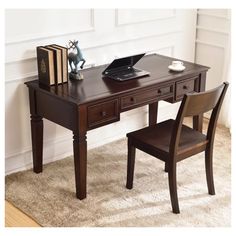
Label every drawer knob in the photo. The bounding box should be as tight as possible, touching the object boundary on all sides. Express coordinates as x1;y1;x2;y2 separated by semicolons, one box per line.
130;97;136;102
101;111;107;117
183;85;189;90
157;89;162;94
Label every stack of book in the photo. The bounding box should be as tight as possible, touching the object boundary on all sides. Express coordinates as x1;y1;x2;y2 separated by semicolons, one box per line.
36;44;68;86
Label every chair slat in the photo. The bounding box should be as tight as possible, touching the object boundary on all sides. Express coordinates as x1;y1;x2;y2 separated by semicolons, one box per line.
184;83;225;117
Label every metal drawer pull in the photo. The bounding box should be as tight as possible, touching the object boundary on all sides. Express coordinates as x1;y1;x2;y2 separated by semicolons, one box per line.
183;85;189;90
157;89;162;94
101;111;107;117
130;97;136;102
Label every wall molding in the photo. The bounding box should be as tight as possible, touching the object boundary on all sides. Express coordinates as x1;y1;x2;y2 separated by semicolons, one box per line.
5;133;72;160
6;30;181;64
6;9;95;45
5;72;37;84
5;44;176;84
195;39;225;49
5;62;96;84
115;9;176;27
197;11;230;20
196;26;229;35
147;45;175;57
82;31;181;52
6;149;73;175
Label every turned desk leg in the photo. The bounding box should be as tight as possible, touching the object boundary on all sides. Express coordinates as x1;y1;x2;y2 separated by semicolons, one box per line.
30;115;43;173
73;132;87;200
149;102;158;126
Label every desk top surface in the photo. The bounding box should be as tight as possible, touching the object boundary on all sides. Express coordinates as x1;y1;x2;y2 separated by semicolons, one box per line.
25;54;209;105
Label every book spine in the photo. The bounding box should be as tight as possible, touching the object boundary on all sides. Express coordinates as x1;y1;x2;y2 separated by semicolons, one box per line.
52;44;68;83
36;46;55;86
64;48;68;83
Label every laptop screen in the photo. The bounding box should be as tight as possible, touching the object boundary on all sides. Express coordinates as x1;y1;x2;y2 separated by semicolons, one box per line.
102;53;145;74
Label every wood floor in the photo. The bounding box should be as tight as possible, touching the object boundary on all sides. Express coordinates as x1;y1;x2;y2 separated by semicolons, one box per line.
5;201;41;227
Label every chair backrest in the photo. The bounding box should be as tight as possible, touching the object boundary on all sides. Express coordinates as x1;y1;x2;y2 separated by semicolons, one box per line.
170;82;229;157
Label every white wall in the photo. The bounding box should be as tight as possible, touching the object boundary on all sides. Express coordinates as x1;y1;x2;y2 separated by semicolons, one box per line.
195;9;231;126
5;9;197;174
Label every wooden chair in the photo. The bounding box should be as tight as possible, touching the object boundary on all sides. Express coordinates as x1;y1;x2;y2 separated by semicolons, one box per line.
126;82;229;214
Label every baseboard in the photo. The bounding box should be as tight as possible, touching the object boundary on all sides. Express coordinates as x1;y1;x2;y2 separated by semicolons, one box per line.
5;103;178;175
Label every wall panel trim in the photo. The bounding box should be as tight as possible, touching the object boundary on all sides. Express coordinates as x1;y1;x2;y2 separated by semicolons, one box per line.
6;9;95;45
115;9;176;26
5;44;176;84
5;73;37;84
6;30;181;64
197;11;230;20
195;39;225;49
196;26;229;35
6;133;72;160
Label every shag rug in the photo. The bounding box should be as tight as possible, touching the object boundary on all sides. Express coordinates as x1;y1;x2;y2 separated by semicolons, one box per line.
5;121;231;227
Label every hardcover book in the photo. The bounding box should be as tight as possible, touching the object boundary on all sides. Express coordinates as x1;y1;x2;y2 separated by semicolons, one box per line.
36;46;55;86
46;45;63;84
52;44;68;83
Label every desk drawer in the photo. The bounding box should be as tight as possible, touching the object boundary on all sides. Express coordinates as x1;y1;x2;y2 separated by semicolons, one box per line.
121;84;173;111
87;99;119;129
175;76;199;100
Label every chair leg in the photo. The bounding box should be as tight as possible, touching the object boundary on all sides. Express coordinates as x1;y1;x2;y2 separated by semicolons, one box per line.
205;147;215;195
168;162;180;214
164;162;169;172
126;139;136;189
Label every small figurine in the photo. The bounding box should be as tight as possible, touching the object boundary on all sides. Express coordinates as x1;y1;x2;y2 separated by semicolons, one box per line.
68;40;86;80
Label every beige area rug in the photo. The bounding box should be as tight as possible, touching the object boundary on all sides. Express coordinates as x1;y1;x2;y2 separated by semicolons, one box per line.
5;121;231;227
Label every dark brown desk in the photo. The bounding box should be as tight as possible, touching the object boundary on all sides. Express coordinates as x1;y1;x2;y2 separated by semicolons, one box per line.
25;54;209;200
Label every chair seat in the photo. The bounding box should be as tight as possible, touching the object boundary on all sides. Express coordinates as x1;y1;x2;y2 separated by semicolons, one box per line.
127;119;208;161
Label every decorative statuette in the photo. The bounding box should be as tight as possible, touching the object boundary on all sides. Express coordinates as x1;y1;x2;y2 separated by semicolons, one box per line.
67;40;86;80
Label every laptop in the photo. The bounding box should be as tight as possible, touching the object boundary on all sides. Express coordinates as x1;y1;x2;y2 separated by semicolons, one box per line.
102;53;150;81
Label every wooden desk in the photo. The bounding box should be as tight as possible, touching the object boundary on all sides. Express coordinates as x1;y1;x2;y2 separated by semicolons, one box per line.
25;54;209;200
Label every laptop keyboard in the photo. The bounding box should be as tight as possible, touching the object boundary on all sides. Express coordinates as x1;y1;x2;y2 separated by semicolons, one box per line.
110;68;140;77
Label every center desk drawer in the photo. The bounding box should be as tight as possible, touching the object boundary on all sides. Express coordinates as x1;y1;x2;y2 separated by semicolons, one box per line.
87;99;119;129
121;84;173;111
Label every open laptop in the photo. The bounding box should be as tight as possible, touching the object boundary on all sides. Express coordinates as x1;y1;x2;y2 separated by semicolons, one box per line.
102;53;150;81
